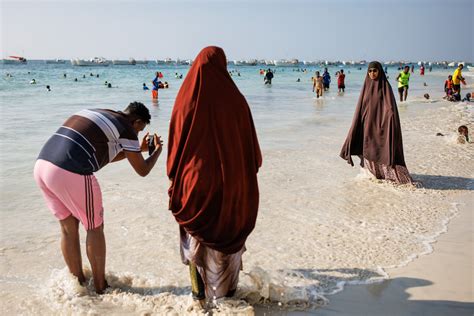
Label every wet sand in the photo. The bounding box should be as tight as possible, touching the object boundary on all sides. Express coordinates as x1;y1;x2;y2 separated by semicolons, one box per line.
256;194;473;316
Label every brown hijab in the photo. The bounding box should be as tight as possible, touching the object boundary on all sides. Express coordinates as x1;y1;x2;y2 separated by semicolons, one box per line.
340;61;407;167
167;46;262;255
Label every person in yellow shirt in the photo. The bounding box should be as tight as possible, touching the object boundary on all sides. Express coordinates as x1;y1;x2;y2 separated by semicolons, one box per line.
452;64;465;94
396;65;410;102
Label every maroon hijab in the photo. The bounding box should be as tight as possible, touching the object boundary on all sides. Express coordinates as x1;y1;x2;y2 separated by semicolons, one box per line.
167;46;262;254
340;61;407;167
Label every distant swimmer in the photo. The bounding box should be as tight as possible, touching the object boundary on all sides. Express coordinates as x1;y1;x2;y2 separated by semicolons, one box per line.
322;68;331;91
296;78;301;82
96;74;100;78
63;73;67;78
396;65;410;102
143;83;149;90
107;83;112;88
46;85;51;91
337;69;346;93
420;64;425;76
312;71;323;98
152;72;161;100
74;78;78;82
264;68;273;84
30;79;37;84
444;75;453;98
82;75;86;79
424;93;430;100
452;64;465;94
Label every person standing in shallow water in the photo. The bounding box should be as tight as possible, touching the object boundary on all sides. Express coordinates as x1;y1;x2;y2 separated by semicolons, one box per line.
167;46;262;306
34;102;163;294
340;61;414;185
396;65;410;102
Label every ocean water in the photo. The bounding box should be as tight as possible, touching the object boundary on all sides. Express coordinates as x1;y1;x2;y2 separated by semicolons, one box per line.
1;62;473;315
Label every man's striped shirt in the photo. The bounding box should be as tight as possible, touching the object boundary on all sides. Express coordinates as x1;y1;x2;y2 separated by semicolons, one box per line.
38;109;140;175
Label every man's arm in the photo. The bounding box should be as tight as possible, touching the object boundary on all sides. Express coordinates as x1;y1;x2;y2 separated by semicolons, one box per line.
125;148;161;177
126;134;162;177
112;133;149;163
111;152;126;162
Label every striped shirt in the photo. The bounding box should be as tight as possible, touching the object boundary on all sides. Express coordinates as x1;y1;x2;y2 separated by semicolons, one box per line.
38;109;140;175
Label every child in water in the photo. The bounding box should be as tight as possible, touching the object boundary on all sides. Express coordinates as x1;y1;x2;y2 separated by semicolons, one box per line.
312;71;323;98
444;75;453;97
457;125;469;144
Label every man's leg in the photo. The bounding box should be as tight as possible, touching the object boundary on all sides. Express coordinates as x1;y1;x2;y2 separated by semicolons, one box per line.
86;224;107;293
403;87;408;101
398;88;403;102
60;215;86;284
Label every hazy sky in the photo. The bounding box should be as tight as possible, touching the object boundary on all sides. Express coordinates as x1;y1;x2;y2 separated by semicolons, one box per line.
1;0;473;61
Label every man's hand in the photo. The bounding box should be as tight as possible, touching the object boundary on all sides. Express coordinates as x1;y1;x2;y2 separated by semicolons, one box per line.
140;132;150;152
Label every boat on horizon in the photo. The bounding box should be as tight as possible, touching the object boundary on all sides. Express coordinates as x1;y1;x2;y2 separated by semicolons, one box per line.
2;55;27;64
45;59;66;64
72;57;110;66
135;60;149;65
274;59;299;67
112;58;137;65
234;59;258;66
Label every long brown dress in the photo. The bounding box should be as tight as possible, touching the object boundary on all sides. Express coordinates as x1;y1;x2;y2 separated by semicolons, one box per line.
340;61;413;184
167;46;262;299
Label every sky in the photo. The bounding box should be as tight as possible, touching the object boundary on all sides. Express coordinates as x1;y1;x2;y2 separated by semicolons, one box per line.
1;0;473;62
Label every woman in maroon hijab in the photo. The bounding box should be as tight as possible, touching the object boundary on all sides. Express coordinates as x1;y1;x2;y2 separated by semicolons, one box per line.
340;61;414;184
167;46;262;303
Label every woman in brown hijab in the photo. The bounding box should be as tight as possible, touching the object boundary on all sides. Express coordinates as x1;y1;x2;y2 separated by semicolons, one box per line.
167;46;262;303
340;61;414;184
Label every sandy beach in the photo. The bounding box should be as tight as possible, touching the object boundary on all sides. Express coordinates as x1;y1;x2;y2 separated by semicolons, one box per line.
256;194;473;315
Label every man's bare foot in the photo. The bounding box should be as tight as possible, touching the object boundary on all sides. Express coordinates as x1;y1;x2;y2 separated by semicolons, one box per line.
95;279;109;295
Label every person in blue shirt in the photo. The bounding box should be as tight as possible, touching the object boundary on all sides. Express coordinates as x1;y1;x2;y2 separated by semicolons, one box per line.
322;68;331;91
151;72;161;100
143;83;149;90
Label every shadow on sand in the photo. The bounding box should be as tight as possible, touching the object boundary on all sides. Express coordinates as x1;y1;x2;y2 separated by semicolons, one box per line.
255;274;474;316
412;174;474;190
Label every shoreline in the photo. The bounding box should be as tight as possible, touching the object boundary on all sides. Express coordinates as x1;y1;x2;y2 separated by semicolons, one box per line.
255;192;473;315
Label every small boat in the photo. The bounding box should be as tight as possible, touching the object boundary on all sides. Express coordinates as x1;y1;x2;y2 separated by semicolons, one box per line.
2;55;27;64
135;60;149;65
448;62;456;67
265;60;275;66
303;61;318;66
274;59;299;67
112;58;136;65
175;59;192;65
467;66;474;72
234;59;257;66
45;59;66;64
72;57;110;66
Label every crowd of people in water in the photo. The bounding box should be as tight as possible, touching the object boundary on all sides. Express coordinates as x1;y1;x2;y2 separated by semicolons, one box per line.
27;46;472;312
7;60;471;106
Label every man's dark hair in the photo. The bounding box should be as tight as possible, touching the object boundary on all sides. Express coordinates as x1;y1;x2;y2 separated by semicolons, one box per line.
124;102;151;124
